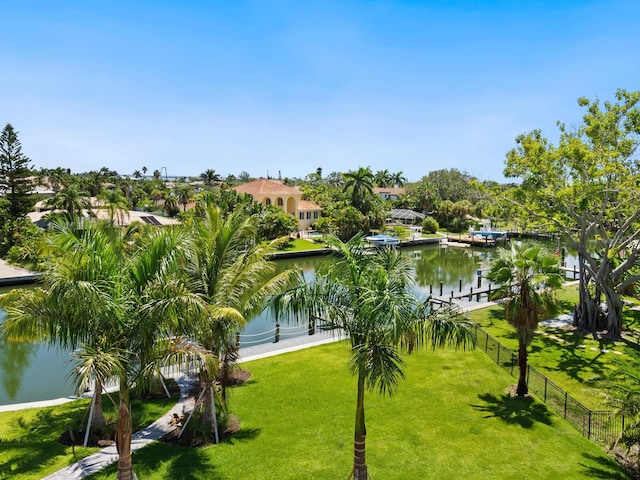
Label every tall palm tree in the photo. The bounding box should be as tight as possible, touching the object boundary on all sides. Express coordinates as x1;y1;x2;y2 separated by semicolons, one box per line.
343;167;374;212
487;242;563;396
270;234;474;479
391;171;407;187
97;188;129;225
176;184;193;211
183;205;296;436
0;221;209;480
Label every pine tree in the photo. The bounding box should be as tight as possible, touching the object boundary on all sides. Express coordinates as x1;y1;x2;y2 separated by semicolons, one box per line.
0;124;35;220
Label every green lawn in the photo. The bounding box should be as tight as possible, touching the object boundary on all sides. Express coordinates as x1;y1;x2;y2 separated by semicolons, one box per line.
0;395;176;480
281;238;327;251
0;341;632;479
82;342;628;480
469;284;640;410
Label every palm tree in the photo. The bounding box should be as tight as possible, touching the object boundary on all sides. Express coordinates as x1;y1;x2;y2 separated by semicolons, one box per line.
183;205;296;436
343;167;375;213
200;169;221;187
142;166;148;177
45;181;92;220
176;184;193;211
1;221;209;480
487;242;563;397
374;169;391;187
164;195;178;216
270;234;474;479
97;188;129;225
391;171;407;187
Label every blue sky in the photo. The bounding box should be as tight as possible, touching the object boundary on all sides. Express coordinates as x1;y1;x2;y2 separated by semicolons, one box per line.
2;1;638;182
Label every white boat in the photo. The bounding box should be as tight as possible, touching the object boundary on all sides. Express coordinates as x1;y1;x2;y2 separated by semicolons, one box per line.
365;234;400;246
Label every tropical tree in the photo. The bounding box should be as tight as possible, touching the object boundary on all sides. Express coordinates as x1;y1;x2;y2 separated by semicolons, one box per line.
0;221;209;480
487;242;563;397
502;89;640;338
45;181;92;221
270;235;474;479
97;188;129;225
164;195;178;217
0;123;35;220
176;184;193;211
374;169;391;187
183;205;296;436
391;171;407;187
343;167;375;213
200;169;221;186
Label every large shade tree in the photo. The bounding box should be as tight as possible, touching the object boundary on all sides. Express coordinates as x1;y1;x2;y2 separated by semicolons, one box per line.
270;235;474;479
502;89;640;337
487;242;563;396
0;221;209;480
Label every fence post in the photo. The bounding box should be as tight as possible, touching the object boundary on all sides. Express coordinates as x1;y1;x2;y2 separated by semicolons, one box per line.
469;287;473;301
440;282;443;296
588;411;592;440
275;323;280;343
235;332;240;348
485;332;489;352
429;284;432;295
573;265;577;280
459;279;462;292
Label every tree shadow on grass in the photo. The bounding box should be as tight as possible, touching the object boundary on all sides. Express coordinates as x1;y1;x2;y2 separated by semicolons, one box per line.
471;392;553;428
579;452;632;479
0;404;91;478
221;426;261;445
96;442;222;480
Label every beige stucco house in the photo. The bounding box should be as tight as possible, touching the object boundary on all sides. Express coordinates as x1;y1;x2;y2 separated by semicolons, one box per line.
233;179;322;231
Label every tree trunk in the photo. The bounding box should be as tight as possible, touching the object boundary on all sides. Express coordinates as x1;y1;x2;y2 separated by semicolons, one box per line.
92;378;106;429
353;372;367;480
202;379;216;435
516;337;528;397
115;386;134;480
601;282;623;338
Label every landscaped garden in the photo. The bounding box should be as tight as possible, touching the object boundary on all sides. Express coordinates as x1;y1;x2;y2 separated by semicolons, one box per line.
0;342;630;480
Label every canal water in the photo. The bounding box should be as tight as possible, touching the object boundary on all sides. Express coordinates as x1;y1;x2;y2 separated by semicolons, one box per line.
0;242;565;405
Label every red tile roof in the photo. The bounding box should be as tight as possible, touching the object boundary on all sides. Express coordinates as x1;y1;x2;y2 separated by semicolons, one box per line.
233;179;301;196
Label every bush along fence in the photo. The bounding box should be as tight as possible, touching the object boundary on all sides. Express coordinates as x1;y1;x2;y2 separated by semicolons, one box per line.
473;324;624;445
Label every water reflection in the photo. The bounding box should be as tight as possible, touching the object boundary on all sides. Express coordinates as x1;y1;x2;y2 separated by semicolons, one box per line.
2;243;566;405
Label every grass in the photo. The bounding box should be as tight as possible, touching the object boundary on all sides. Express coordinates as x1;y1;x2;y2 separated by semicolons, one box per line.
469;284;640;410
0;394;176;480
79;342;629;480
283;238;326;251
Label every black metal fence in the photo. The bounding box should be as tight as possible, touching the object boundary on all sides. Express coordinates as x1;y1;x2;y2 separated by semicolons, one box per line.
474;324;624;445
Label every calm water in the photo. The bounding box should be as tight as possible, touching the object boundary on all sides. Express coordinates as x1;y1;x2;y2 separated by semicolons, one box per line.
1;242;567;405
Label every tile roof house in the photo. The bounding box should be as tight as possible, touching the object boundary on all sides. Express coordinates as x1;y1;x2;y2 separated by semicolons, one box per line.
233;179;322;231
373;187;406;200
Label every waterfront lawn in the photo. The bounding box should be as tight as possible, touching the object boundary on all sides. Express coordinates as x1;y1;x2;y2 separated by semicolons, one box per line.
87;342;627;480
469;284;640;409
282;238;326;251
0;395;176;480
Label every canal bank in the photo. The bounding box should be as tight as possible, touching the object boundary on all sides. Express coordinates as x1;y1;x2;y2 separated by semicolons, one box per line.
0;259;41;286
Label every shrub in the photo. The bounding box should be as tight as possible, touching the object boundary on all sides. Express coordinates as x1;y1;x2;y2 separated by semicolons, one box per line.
422;216;439;234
